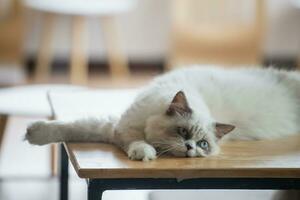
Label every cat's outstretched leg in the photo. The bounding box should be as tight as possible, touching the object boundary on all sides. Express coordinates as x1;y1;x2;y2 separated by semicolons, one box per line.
26;117;157;161
26;117;117;145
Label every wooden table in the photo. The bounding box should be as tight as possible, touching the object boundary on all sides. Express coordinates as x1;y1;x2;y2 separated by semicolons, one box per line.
49;89;300;200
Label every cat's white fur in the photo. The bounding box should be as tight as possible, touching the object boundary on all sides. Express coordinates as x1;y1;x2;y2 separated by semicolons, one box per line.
26;66;300;161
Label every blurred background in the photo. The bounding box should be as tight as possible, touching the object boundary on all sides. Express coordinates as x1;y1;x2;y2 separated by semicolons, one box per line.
1;0;300;87
0;0;300;199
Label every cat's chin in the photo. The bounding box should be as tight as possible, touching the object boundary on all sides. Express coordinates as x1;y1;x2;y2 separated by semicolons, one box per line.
169;149;219;158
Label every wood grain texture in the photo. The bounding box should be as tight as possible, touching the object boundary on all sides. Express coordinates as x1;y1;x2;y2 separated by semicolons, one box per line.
65;134;300;179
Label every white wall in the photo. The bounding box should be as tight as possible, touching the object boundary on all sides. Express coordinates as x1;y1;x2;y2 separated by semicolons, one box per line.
24;0;300;62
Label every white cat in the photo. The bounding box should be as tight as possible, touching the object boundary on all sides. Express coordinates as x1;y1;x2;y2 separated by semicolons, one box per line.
26;66;300;161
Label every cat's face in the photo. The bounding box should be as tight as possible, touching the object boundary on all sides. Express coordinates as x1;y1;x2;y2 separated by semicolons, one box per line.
145;91;234;158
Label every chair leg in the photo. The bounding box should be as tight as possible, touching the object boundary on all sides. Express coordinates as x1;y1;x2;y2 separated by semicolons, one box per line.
50;143;58;176
0;115;8;150
70;16;88;85
35;13;55;82
101;17;129;78
48;115;57;177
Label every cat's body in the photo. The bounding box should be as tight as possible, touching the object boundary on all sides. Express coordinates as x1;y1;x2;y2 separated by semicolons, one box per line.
26;66;300;161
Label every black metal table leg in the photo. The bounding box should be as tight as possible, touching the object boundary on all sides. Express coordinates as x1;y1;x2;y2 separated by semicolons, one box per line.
88;179;104;200
60;143;69;200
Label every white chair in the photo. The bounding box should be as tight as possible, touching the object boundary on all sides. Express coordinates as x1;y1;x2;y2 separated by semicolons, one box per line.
23;0;137;84
0;84;86;175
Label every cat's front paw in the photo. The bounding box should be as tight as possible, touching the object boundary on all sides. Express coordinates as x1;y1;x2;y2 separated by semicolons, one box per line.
25;121;50;145
127;141;157;161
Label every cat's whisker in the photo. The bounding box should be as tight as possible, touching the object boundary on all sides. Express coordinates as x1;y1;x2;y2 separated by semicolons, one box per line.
172;142;185;148
151;139;186;158
151;140;171;144
151;142;169;146
151;140;173;148
157;145;179;157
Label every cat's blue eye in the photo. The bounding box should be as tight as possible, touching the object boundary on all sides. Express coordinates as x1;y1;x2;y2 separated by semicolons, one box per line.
197;140;209;150
177;127;189;139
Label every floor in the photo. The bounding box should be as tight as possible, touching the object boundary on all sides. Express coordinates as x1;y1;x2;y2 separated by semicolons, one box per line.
0;71;298;200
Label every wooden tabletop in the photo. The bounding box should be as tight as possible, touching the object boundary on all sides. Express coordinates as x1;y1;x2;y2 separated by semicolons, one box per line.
65;134;300;179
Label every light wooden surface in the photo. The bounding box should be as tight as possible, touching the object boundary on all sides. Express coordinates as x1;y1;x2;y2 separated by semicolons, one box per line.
65;134;300;179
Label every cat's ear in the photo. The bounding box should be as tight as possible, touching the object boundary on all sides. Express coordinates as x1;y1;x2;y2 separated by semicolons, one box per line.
215;123;235;139
166;91;192;116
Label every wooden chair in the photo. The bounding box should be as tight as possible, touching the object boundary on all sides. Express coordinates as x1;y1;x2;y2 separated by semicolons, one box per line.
48;89;300;200
167;0;266;69
23;0;136;84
